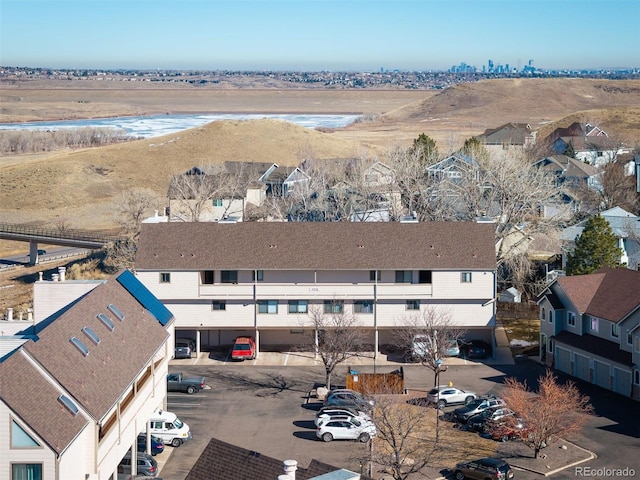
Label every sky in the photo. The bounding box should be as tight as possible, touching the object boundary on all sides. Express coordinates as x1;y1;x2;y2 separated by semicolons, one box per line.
1;0;638;72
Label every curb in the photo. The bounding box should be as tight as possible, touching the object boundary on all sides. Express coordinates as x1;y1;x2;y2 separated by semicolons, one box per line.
509;438;597;476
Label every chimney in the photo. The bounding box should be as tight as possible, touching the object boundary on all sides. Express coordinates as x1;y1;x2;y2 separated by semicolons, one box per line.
38;272;43;281
27;309;33;322
283;460;297;480
7;308;13;322
58;266;66;282
52;274;59;282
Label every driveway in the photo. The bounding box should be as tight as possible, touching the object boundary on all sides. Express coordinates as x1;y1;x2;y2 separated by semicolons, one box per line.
156;359;639;480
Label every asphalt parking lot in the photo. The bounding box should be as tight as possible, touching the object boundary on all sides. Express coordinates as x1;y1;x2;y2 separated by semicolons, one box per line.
152;358;640;480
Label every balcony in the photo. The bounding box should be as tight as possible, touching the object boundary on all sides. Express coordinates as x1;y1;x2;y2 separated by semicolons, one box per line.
198;282;432;299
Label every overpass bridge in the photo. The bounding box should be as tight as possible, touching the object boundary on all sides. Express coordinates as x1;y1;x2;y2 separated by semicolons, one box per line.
0;223;122;265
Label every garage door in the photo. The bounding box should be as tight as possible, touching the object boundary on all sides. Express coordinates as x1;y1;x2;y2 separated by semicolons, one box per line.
555;347;571;374
575;354;590;382
593;360;610;390
613;368;632;397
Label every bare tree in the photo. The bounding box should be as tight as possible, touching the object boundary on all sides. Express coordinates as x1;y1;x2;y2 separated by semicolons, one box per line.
500;370;593;458
304;303;367;389
393;307;464;388
115;188;161;233
370;394;440;480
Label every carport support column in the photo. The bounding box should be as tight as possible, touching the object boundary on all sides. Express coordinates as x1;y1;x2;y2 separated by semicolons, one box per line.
196;330;201;357
255;329;260;358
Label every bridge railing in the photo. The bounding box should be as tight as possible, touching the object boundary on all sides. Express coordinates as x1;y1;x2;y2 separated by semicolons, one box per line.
0;223;121;244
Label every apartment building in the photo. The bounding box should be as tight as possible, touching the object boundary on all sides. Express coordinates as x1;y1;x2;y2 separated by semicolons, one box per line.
0;270;174;480
134;222;497;356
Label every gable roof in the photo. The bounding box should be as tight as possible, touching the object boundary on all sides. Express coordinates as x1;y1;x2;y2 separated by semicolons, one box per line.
185;437;370;480
20;270;171;421
561;207;640;242
477;122;534;145
135;222;497;271
533;155;600;178
555;268;640;323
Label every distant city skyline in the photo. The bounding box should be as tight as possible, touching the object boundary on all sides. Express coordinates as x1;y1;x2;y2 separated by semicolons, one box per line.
1;0;638;72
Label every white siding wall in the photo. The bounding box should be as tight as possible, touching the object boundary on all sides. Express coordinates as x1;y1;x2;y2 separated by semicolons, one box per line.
431;271;494;299
0;401;56;480
33;281;103;322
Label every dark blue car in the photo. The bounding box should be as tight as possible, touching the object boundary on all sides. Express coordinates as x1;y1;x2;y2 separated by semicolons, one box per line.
137;433;165;456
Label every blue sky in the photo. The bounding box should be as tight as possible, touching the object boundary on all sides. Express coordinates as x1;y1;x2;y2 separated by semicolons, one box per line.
1;0;638;71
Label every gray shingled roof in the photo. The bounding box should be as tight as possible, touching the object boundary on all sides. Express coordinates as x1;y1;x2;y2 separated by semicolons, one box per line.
135;222;497;271
185;437;372;480
22;274;170;422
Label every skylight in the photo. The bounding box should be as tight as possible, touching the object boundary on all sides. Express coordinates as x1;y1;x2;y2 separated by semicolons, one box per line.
58;395;79;416
97;313;114;331
107;304;125;321
82;326;100;345
70;337;89;356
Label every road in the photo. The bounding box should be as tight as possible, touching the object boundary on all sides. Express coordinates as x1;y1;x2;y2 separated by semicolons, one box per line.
155;358;639;480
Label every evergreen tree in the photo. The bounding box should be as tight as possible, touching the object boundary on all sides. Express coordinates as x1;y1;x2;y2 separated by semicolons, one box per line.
566;214;622;275
411;133;438;165
564;141;576;159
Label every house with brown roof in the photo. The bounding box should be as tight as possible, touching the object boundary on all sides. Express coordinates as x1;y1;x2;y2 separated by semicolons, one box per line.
537;268;640;401
0;270;174;480
133;222;498;357
185;437;371;480
475;122;536;159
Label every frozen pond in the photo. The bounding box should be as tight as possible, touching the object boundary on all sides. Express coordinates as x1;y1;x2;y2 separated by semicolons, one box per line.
0;113;361;138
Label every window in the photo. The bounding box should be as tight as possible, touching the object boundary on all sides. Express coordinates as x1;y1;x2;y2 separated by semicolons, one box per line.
548;339;553;353
369;270;380;281
628;332;633;346
568;312;576;326
418;270;432;283
635;336;640;353
288;300;308;314
160;272;171;283
211;301;226;311
406;300;420;311
252;270;264;282
258;300;278;314
460;272;472;283
635;370;640;385
12;464;42;480
353;300;373;314
201;270;214;284
611;323;619;338
541;307;545;321
11;420;40;448
591;317;599;333
549;310;553;324
221;270;238;284
212;199;223;207
324;300;344;314
395;270;412;283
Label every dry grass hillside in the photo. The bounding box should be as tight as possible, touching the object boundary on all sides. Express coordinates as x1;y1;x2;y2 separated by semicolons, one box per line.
1;78;639;234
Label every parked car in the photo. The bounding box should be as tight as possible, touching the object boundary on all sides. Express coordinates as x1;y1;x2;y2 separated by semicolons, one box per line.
467;408;515;433
144;408;192;447
323;389;375;412
174;338;195;359
230;336;256;360
314;406;371;427
453;395;506;422
316;417;376;442
444;339;461;357
454;457;514;480
118;451;159;477
461;340;491;359
487;419;528;442
137;434;165;456
406;334;432;362
427;385;476;409
166;372;206;394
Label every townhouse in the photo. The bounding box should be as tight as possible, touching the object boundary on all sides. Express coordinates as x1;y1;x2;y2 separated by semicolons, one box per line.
0;270;174;480
134;221;497;356
537;268;640;401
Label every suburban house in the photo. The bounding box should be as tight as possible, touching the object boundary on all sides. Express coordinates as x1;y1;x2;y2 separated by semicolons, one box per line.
475;122;536;158
537;267;640;401
549;136;628;167
185;437;370;480
426;152;480;187
133;221;498;357
545;122;608;144
0;270;174;480
560;207;640;271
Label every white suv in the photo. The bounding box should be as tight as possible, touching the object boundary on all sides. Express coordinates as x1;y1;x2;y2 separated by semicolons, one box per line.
316;417;376;442
427;385;477;409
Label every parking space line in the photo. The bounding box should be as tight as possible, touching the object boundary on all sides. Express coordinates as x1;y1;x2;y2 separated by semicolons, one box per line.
283;351;290;365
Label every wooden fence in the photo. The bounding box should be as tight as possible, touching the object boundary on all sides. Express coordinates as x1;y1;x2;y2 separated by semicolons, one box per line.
345;366;405;395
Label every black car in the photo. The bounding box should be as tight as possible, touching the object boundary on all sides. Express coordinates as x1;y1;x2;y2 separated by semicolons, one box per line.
461;340;491;359
466;408;515;433
454;457;514;480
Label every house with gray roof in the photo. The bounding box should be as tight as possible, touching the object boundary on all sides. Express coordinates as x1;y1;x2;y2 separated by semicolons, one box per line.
560;207;640;270
475;122;536;159
134;221;497;358
537;268;640;401
0;270;174;480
